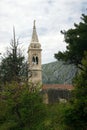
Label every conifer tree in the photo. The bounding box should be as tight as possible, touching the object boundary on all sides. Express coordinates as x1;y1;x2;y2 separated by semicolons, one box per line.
63;52;87;130
0;27;25;84
55;14;87;70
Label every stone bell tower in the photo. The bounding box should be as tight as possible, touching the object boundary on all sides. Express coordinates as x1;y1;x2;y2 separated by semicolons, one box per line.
28;20;42;84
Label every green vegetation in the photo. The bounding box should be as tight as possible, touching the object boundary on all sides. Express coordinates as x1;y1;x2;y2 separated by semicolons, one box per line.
55;14;87;70
54;13;87;130
1;79;86;130
0;28;28;85
0;82;67;130
0;82;46;130
62;52;87;130
0;13;87;130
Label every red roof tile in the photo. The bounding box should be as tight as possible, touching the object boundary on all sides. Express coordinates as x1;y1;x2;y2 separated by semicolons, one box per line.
42;84;73;90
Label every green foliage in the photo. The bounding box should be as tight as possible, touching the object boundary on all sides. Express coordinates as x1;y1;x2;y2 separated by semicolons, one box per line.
0;82;46;130
62;52;87;130
0;28;28;84
45;103;67;130
0;82;73;130
54;13;87;129
0;52;24;83
55;14;87;69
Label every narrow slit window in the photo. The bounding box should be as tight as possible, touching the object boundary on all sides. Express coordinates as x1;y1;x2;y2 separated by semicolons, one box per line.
36;56;38;64
32;56;35;63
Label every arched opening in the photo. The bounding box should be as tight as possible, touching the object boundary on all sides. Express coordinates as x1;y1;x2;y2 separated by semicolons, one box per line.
32;56;35;64
32;56;38;65
36;56;38;64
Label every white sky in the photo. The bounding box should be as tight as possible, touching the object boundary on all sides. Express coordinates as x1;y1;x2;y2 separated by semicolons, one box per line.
0;0;87;64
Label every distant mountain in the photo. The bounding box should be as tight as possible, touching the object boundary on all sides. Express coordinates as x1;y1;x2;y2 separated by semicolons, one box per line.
42;61;77;84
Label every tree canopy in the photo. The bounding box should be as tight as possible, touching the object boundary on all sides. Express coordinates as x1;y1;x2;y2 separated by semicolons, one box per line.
55;14;87;69
0;82;46;130
0;28;28;84
54;13;87;129
62;52;87;130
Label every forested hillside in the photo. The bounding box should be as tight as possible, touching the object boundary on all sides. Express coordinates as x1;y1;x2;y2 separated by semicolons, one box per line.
42;61;77;84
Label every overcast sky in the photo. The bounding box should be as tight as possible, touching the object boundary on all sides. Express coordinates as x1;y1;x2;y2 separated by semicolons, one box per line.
0;0;87;64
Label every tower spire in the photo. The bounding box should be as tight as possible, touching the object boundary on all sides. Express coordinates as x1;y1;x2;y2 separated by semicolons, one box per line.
34;20;36;29
31;20;39;43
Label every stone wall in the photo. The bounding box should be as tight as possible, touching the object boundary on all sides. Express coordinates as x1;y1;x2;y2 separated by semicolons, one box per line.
42;88;72;104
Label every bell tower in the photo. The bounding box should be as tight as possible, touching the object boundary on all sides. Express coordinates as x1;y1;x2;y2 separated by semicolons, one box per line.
28;20;42;84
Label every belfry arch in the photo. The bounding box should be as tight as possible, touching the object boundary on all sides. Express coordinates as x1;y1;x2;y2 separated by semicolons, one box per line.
32;55;38;65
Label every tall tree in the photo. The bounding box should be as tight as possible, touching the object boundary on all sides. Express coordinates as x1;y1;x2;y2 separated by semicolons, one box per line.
62;52;87;130
0;27;25;84
54;13;87;129
55;14;87;70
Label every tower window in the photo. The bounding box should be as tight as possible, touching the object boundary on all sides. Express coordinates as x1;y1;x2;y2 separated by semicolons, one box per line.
36;56;38;64
32;56;39;65
32;56;35;63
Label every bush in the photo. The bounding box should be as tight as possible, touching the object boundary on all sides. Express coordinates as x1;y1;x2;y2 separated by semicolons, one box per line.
0;82;46;130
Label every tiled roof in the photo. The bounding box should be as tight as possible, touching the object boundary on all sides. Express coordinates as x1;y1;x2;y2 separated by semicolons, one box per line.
42;84;73;90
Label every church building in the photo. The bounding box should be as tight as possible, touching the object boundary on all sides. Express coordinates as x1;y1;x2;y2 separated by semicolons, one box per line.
28;21;73;103
28;20;42;84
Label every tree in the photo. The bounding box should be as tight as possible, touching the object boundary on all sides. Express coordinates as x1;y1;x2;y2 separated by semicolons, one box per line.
62;52;87;130
55;14;87;70
0;27;27;84
54;13;87;129
0;82;46;130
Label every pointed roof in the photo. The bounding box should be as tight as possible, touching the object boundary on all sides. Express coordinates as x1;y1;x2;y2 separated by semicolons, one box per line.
31;20;39;43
